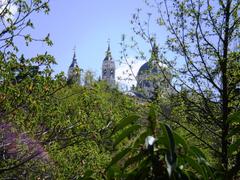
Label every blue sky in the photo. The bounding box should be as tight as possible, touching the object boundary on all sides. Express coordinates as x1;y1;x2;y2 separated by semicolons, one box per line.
9;0;171;89
17;0;152;76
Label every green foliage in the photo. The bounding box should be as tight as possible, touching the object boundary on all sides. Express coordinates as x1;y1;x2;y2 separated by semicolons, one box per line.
0;51;66;178
0;1;64;178
227;110;240;173
106;106;215;179
130;0;240;178
1;0;240;179
0;0;51;51
42;82;142;179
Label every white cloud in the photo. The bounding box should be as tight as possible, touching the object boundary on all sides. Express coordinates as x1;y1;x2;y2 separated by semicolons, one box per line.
116;58;146;91
116;58;169;91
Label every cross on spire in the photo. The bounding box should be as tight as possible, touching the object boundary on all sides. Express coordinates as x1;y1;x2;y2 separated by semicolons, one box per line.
72;46;77;63
105;39;112;60
107;39;111;52
73;46;76;53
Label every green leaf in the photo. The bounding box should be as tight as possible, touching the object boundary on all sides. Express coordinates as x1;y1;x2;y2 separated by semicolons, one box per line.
189;146;206;160
207;5;212;11
228;139;240;155
218;0;224;7
124;152;145;168
133;129;150;148
126;157;151;180
227;111;240;124
147;105;156;134
107;164;121;179
113;114;140;134
155;136;169;149
227;127;240;138
185;156;207;179
107;147;132;169
175;167;191;180
83;170;94;179
166;125;176;155
173;132;188;153
161;124;177;177
201;163;214;180
160;124;175;154
113;125;141;147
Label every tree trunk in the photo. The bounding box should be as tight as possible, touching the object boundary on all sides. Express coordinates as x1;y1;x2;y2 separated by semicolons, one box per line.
221;0;231;175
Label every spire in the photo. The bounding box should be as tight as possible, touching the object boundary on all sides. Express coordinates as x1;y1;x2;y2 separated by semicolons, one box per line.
70;46;77;67
150;41;159;61
67;46;80;84
152;41;159;54
102;39;115;86
107;38;110;51
73;46;77;62
105;39;112;61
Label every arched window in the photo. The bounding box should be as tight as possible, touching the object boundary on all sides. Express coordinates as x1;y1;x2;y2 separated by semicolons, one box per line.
110;69;114;75
103;69;107;75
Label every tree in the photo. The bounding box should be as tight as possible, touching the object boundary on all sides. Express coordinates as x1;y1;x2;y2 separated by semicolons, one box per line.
0;0;65;178
0;0;52;52
46;81;143;179
0;2;145;178
83;70;96;86
106;105;215;179
128;0;240;178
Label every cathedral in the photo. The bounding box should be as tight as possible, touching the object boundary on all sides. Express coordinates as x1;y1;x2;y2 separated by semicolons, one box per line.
67;42;171;99
67;44;116;87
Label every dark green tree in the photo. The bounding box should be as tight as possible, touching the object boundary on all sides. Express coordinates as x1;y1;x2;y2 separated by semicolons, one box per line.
128;0;240;178
46;81;142;179
0;0;65;178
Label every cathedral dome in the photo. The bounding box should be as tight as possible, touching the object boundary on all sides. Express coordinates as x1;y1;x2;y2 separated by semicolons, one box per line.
137;61;161;76
135;42;171;98
137;42;163;76
138;62;149;74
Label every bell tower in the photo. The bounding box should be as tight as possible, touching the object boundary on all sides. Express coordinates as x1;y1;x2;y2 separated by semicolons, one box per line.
68;48;80;84
102;41;115;86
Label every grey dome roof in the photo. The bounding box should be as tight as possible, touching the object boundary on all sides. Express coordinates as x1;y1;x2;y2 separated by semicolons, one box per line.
138;62;149;72
137;61;160;76
137;41;161;76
